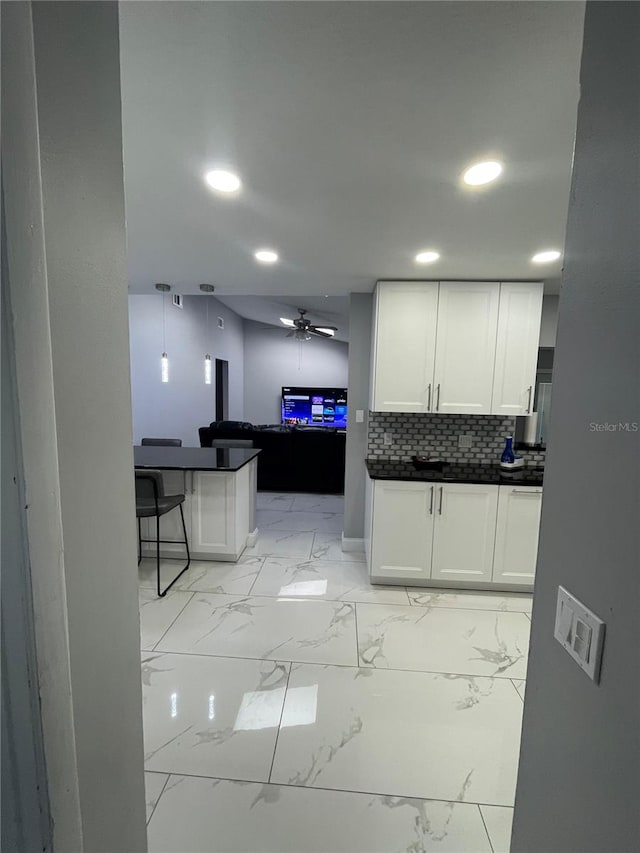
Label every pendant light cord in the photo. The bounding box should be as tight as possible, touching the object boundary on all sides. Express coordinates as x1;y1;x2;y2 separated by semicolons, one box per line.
162;294;166;351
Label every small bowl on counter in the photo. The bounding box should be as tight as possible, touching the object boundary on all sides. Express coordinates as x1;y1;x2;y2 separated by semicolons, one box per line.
411;456;448;472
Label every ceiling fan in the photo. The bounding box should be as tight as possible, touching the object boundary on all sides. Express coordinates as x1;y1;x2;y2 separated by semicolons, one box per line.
280;309;338;341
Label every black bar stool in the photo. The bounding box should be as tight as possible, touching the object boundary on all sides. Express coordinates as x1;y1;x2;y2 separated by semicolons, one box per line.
135;470;190;596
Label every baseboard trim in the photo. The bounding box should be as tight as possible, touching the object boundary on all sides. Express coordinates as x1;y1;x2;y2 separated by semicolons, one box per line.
341;533;365;553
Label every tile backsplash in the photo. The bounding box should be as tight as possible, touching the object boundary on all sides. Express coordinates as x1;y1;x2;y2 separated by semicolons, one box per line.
368;412;546;466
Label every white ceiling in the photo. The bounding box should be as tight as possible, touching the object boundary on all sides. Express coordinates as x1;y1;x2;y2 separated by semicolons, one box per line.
215;294;350;342
119;2;585;298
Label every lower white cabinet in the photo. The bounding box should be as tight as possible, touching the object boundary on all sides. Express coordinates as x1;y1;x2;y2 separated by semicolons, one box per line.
431;483;499;583
367;477;541;589
370;480;435;580
492;486;542;585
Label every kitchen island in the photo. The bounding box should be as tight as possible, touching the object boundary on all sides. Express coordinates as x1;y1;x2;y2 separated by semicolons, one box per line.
135;446;259;562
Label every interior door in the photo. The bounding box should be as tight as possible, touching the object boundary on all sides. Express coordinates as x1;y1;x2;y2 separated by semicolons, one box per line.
371;282;438;412
431;483;499;582
433;282;500;414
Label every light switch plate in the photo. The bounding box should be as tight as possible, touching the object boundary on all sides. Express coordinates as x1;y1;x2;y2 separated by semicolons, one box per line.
383;432;393;446
458;434;474;449
554;586;605;683
355;409;364;424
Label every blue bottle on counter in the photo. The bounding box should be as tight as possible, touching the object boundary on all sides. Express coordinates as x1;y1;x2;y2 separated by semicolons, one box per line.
501;435;515;464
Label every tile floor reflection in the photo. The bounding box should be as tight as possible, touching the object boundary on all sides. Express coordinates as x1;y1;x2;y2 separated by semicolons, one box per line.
140;491;529;851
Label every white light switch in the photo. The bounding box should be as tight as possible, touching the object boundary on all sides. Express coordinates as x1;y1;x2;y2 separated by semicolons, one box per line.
355;409;364;423
383;432;393;446
554;586;605;683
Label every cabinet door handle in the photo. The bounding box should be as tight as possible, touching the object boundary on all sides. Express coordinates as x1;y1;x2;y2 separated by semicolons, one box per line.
511;489;542;495
429;485;434;515
438;486;444;515
435;383;441;411
526;385;533;414
427;383;432;412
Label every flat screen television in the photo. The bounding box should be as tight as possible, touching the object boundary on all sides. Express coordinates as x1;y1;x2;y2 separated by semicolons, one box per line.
281;386;348;429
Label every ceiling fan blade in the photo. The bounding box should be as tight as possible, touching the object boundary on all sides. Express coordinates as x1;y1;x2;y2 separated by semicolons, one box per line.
312;325;338;332
309;328;332;338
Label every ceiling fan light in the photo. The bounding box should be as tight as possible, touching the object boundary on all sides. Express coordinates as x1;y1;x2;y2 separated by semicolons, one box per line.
294;329;311;342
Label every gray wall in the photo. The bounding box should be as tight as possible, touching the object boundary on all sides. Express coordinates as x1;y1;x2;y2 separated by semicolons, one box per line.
129;294;245;445
242;319;349;425
512;4;640;852
343;293;373;539
31;2;148;849
539;294;559;347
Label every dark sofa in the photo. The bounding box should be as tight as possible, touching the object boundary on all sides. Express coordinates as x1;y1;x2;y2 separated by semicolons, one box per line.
198;421;346;494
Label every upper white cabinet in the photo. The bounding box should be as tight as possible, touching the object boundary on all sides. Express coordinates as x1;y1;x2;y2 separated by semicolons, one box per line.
491;282;544;416
492;485;542;585
433;282;500;415
430;483;499;582
370;280;543;415
370;282;438;412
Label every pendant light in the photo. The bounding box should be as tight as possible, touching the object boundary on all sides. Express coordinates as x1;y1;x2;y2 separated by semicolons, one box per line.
200;284;215;384
155;283;171;382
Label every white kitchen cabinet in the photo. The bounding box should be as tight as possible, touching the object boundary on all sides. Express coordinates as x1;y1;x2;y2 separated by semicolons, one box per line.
370;282;439;412
190;462;252;560
370;480;435;581
491;282;544;416
492;485;542;585
430;483;499;583
433;282;500;414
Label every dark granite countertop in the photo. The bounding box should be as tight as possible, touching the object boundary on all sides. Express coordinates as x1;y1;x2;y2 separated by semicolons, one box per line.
134;446;260;472
366;458;544;487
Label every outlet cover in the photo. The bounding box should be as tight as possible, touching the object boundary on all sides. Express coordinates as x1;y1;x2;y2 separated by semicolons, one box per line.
458;434;474;449
554;586;605;683
383;431;393;446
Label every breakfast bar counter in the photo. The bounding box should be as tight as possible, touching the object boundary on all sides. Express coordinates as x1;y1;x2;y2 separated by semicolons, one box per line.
135;446;260;562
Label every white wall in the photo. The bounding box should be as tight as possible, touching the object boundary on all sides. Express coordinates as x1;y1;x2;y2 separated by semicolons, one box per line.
24;3;146;849
343;293;373;539
512;4;639;851
243;319;349;425
2;4;82;849
129;294;245;445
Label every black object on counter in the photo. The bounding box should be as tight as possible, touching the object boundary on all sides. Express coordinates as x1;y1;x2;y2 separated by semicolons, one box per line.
367;458;544;488
411;456;448;472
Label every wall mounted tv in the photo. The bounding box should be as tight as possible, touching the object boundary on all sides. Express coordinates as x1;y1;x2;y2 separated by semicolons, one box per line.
281;387;348;429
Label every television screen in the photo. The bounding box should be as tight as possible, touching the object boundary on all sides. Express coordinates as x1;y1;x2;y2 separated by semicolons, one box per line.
281;387;348;429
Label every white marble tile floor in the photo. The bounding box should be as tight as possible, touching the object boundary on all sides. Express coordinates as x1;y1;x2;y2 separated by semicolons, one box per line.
139;491;530;851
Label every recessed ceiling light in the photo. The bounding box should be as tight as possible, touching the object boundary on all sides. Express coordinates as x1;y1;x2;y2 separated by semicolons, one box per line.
205;169;242;194
280;317;295;327
463;160;503;186
254;249;278;264
415;250;440;264
531;249;562;264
